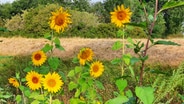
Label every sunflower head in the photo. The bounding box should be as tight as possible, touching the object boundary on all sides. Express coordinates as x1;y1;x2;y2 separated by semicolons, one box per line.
43;72;64;93
77;48;94;65
110;4;132;27
8;78;19;88
49;7;72;33
32;50;47;66
26;71;42;90
90;61;104;78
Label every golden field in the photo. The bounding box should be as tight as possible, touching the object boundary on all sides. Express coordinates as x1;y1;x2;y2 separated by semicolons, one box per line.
0;37;184;67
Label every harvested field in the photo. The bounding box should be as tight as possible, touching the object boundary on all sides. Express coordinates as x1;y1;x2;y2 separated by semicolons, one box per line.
0;37;184;67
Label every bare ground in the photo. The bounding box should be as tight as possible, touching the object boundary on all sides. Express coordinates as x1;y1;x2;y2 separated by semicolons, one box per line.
0;37;184;67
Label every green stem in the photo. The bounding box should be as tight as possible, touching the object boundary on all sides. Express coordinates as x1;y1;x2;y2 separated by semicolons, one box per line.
122;28;125;76
49;94;52;104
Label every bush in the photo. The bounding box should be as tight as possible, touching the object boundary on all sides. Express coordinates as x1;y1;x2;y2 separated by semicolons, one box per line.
5;14;24;31
125;26;147;38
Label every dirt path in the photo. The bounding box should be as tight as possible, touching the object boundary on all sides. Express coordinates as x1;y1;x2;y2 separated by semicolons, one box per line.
0;37;184;67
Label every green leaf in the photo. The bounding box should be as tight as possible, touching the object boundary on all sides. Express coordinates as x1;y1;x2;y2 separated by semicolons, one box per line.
123;54;132;65
105;95;129;104
67;70;75;77
158;1;184;14
127;37;134;45
69;81;78;91
135;87;154;104
31;100;40;104
95;80;105;90
111;58;121;65
2;95;12;99
23;66;33;72
74;89;81;97
74;66;82;73
112;41;123;50
125;90;133;98
115;79;127;93
55;44;65;51
70;98;85;104
117;30;125;37
54;38;65;51
148;15;154;22
44;33;52;40
128;66;135;77
72;57;79;63
15;95;22;103
154;40;180;46
41;44;53;53
52;99;62;104
29;92;45;100
48;57;60;70
130;57;140;65
39;66;50;75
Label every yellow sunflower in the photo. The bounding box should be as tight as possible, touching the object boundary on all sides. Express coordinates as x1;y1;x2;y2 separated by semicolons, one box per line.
90;61;104;78
49;7;72;33
26;71;42;90
42;72;63;93
110;4;132;27
78;48;94;65
32;50;47;66
8;78;19;88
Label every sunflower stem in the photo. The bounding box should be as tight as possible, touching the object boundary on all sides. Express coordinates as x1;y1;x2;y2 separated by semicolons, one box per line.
122;28;125;76
49;93;52;104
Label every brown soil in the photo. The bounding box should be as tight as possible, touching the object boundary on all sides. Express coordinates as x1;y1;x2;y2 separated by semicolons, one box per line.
0;37;184;67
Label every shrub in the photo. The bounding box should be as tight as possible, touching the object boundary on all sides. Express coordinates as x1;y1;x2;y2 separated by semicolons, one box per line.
5;14;24;31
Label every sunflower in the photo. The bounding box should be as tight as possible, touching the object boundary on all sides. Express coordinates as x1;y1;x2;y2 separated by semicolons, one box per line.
77;48;94;65
26;71;42;90
42;72;63;93
110;4;132;27
32;50;47;66
90;61;104;78
49;7;72;33
8;78;19;88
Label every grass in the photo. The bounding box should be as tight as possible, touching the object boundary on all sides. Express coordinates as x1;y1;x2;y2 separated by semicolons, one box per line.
0;55;183;103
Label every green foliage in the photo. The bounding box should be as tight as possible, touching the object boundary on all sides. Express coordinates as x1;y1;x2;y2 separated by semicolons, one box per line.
24;4;60;36
152;62;184;104
0;87;12;103
70;10;99;28
5;14;24;31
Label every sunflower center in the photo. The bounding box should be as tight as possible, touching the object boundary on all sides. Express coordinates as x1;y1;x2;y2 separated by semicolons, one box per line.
80;50;90;59
55;14;64;26
47;79;56;87
32;77;39;84
117;11;126;20
93;65;99;73
34;54;41;60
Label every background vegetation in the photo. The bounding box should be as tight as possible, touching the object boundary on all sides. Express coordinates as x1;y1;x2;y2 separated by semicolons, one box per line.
0;0;183;38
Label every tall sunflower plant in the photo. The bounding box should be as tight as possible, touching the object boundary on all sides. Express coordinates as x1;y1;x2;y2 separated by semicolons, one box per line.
8;7;71;104
107;1;183;104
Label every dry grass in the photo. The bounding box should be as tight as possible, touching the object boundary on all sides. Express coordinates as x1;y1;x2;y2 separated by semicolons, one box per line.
0;37;184;67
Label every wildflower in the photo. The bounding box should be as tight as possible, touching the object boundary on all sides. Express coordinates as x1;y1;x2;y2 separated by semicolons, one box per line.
32;50;47;66
26;71;42;90
8;78;19;88
90;61;104;78
42;72;63;93
110;4;132;27
78;48;94;65
49;7;72;33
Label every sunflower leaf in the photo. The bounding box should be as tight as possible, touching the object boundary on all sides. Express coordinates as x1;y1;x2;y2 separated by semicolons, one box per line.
69;81;78;91
112;41;123;50
48;57;60;70
41;44;53;53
